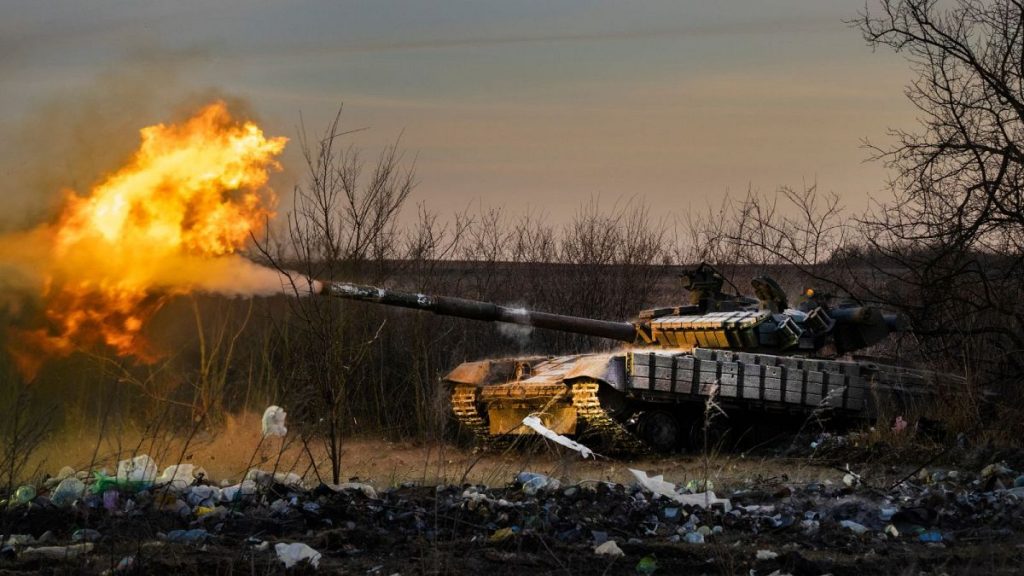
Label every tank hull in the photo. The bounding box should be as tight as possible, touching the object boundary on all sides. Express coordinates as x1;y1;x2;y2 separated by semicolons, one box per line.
446;348;959;452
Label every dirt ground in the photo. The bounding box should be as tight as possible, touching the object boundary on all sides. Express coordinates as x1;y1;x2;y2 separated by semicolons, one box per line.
4;416;1024;575
27;412;853;492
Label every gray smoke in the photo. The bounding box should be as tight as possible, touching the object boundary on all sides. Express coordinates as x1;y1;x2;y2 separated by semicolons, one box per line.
497;307;534;347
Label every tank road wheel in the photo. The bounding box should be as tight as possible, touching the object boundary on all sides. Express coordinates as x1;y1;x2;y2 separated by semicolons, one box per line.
637;411;682;452
687;417;731;453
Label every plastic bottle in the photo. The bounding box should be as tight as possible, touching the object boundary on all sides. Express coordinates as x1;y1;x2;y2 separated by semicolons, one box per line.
12;485;36;505
516;472;560;495
51;477;86;508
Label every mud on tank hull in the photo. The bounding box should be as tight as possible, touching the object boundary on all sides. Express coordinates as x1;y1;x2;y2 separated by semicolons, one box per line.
445;349;958;453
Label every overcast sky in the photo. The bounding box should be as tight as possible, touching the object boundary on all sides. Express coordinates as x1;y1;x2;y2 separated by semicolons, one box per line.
0;1;914;228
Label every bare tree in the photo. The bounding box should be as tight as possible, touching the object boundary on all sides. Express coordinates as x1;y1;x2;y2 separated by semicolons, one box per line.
855;0;1024;380
257;109;414;483
680;184;856;301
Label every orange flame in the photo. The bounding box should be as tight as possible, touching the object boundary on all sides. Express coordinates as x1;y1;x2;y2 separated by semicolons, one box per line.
8;101;287;373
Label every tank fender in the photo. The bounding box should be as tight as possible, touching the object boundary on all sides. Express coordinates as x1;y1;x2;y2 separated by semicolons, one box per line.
564;354;628;391
445;356;550;385
446;361;494;385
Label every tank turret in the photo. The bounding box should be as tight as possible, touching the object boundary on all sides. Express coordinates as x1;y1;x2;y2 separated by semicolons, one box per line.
319;273;901;357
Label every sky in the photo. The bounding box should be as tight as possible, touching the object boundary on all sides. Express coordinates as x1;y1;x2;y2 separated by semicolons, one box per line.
0;1;915;229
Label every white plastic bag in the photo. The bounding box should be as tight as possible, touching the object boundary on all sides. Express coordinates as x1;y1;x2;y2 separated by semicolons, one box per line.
157;464;195;492
262;405;287;437
116;455;158;483
275;542;321;568
221;481;257;502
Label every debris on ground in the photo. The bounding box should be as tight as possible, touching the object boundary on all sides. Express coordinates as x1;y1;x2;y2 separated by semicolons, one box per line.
2;449;1024;574
629;468;731;510
262;405;288;438
19;543;94;561
275;542;321;568
593;540;624;556
520;415;594;458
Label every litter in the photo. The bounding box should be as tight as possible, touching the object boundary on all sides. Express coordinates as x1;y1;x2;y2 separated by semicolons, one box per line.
636;555;658;574
11;485;35;505
629;469;731;511
892;416;908;433
102;489;118;511
840;520;867;534
164;529;210;544
20;543;93;561
221;481;258;502
91;455;158;494
117;455;158;483
50;477;86;508
594;540;624;557
521;415;594;458
517;472;560;495
246;468;303;488
71;529;101;543
3;535;34;546
489;527;516;543
156;464;196;492
327;482;378;499
186;485;221;507
262;405;288;437
275;542;321;569
104;555;135;574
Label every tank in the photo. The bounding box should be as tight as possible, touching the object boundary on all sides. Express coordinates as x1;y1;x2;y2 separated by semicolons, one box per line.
319;264;960;452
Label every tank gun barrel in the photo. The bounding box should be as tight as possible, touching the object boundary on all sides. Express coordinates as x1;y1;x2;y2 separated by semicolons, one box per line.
320;281;639;342
828;306;906;331
823;305;906;352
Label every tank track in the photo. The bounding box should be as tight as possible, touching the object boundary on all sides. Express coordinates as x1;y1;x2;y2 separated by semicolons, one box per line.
571;381;650;455
450;383;487;437
449;383;512;451
451;380;651;454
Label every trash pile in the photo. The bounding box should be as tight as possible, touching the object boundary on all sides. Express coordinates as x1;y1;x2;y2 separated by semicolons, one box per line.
3;452;1024;574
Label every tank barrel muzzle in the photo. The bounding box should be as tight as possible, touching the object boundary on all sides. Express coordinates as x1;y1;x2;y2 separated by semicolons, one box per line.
320;281;639;342
882;312;906;331
828;306;906;332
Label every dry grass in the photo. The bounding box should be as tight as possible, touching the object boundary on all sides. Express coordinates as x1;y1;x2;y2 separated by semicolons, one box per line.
22;410;845;491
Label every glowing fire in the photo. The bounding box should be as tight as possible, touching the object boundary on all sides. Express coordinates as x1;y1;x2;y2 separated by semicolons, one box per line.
12;101;286;371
